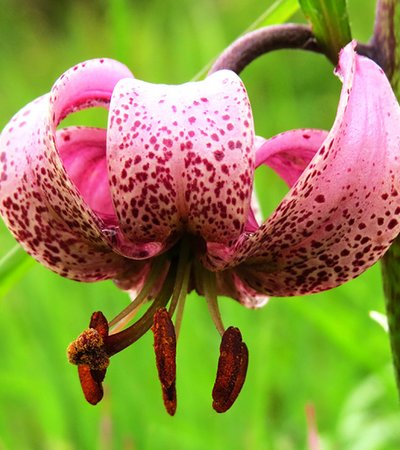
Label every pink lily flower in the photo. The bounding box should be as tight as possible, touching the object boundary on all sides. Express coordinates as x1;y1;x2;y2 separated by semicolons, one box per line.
1;42;400;413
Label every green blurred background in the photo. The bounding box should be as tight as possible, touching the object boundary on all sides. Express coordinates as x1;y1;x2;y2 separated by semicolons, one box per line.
0;0;399;449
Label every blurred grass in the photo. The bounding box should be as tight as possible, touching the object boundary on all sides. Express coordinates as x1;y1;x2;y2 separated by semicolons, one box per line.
0;0;399;449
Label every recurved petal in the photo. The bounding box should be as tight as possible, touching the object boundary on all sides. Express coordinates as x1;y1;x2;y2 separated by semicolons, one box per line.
42;59;134;246
245;189;263;232
57;127;115;221
50;58;134;122
1;59;134;255
256;129;328;187
244;130;327;232
107;70;255;247
0;95;129;281
207;42;400;296
216;270;269;308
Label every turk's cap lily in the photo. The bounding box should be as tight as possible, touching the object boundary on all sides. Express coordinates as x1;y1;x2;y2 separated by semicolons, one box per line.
1;41;400;413
0;42;399;302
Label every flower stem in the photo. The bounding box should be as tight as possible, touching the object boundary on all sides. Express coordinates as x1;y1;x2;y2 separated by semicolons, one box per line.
371;0;400;401
370;0;400;94
381;244;400;395
208;24;321;75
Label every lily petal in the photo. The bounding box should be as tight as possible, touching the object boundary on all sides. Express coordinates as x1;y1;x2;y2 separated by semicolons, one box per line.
44;59;134;244
107;70;255;247
207;42;400;296
244;130;327;232
57;127;115;221
0;60;137;280
51;58;134;122
217;270;269;308
256;129;328;187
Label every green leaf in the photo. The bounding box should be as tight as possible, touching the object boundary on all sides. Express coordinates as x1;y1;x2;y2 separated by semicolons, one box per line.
244;0;300;32
0;245;35;299
298;0;352;63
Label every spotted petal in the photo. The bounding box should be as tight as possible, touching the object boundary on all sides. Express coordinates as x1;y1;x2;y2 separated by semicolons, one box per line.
257;129;328;187
0;59;136;280
57;127;115;221
207;42;400;296
107;70;255;248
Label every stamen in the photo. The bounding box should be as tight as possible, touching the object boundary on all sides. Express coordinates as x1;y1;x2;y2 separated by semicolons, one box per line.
90;311;109;337
78;365;105;405
67;328;109;370
152;308;177;416
68;241;251;414
105;262;177;356
212;326;249;413
202;268;225;336
67;311;109;405
173;278;190;340
109;256;168;330
169;239;192;338
109;302;141;334
67;261;179;408
67;311;110;370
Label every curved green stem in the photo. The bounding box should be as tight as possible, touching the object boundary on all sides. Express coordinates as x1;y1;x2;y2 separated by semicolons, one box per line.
373;0;400;401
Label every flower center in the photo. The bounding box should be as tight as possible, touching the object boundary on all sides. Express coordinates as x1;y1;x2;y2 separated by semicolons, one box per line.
67;237;248;414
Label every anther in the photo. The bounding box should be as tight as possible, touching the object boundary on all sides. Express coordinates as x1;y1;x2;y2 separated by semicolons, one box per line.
78;365;106;405
67;311;109;405
152;308;177;416
212;326;249;413
67;328;109;370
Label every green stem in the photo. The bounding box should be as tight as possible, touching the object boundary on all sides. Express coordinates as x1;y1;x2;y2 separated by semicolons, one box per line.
381;240;400;393
374;0;400;400
371;0;400;96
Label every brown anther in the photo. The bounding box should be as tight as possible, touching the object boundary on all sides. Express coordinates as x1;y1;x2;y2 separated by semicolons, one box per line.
89;311;109;338
67;328;109;370
212;326;249;413
78;365;105;405
67;311;109;406
152;307;177;416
